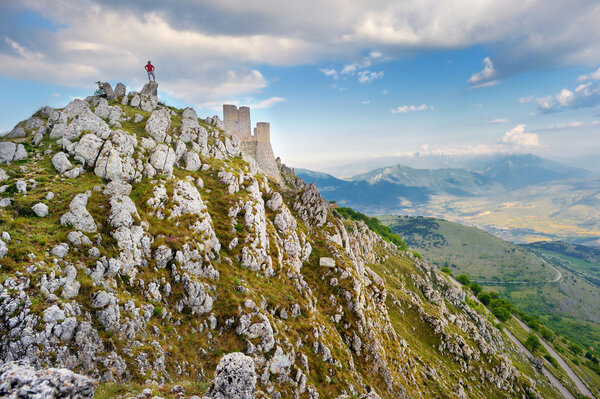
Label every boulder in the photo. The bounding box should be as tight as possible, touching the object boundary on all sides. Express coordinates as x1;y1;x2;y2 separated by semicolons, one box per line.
183;151;201;172
73;133;105;167
102;82;116;100
0;238;7;258
145;108;171;142
51;152;73;173
182;107;198;120
50;243;69;258
0;360;96;398
7;124;26;139
60;192;97;233
0;168;8;182
0;142;27;164
140;81;159;97
204;353;256;399
114;82;126;98
31;203;49;217
149;144;176;176
319;257;336;267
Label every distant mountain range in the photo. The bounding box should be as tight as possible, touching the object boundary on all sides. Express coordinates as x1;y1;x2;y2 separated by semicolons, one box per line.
296;154;600;245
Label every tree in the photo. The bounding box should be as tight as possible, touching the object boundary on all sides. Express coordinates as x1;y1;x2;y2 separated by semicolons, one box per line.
456;274;471;285
491;305;511;322
540;327;553;342
478;292;491;306
470;282;482;296
525;334;542;352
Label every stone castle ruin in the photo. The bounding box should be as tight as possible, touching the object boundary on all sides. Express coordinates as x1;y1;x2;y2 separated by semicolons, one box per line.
223;104;281;183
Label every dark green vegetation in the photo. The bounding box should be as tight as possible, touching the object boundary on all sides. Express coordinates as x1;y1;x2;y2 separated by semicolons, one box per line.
380;216;600;357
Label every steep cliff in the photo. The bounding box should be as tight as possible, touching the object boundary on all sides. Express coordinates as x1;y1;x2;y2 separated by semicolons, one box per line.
0;83;561;398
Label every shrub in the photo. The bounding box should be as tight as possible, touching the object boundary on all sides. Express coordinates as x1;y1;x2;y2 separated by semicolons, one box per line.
569;343;583;355
441;267;451;274
469;282;482;296
544;354;559;367
525;334;542;352
540;327;553;341
456;274;471;285
491;305;511;322
478;292;491;306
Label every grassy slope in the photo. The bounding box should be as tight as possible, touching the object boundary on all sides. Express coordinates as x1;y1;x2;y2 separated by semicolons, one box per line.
380;216;600;353
379;215;553;282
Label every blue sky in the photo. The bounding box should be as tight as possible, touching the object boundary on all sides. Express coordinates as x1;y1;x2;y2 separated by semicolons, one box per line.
1;1;599;171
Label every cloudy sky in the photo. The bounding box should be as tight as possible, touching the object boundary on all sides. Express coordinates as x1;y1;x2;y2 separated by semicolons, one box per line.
1;0;600;171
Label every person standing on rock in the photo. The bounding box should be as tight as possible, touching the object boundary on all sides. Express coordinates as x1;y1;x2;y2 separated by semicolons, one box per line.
145;61;156;82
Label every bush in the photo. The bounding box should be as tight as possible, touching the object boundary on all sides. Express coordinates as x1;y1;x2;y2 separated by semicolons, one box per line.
456;274;471;285
441;267;451;274
525;334;542;352
540;327;553;341
469;282;482;296
544;354;559;367
569;343;583;355
491;305;511;322
478;292;491;306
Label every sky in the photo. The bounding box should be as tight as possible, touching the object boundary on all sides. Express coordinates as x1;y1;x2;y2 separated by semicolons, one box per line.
1;0;600;172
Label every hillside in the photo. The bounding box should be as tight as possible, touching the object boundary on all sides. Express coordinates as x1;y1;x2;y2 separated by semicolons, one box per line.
0;82;568;398
381;216;600;358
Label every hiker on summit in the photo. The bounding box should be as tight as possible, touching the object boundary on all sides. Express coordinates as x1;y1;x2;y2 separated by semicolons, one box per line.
145;61;156;82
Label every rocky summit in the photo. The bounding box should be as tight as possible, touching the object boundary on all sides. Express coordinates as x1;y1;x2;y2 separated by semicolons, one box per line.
0;82;562;398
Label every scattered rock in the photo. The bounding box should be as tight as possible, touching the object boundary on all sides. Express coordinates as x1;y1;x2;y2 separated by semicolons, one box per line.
319;257;336;267
145;108;171;143
50;243;69;258
60;192;97;232
51;152;73;173
31;203;49;217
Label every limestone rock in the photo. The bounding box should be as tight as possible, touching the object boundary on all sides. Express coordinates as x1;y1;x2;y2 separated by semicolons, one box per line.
0;239;7;259
0;168;8;182
0;360;96;398
182;107;198;120
102;82;116;100
149;144;176;176
50;243;69;258
31;203;49;217
319;257;336;267
183;151;201;172
73;133;105;167
204;353;256;399
7;125;26;139
1;142;28;165
145;108;171;143
51;152;73;173
60;192;97;233
114;82;126;98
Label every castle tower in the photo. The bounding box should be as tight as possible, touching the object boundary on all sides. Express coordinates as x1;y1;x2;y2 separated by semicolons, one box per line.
222;105;282;183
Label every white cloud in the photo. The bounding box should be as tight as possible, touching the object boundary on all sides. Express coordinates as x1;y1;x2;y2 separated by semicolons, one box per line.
468;57;499;88
4;36;43;61
541;120;600;130
536;81;600;113
391;104;433;113
250;96;286;109
500;124;540;147
489;118;509;124
518;95;535;104
361;100;370;104
3;1;600;108
577;66;600;81
320;68;338;79
358;70;384;83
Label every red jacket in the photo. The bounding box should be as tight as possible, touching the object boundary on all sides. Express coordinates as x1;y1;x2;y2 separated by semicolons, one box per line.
145;64;154;72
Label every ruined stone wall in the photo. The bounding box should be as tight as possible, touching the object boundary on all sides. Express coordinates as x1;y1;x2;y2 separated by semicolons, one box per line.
223;105;281;183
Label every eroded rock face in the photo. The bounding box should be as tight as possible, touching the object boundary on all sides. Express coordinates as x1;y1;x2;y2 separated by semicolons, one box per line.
204;353;256;399
0;360;97;398
60;192;97;233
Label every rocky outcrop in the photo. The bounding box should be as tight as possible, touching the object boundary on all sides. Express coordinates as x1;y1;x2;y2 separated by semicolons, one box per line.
0;361;96;398
203;353;256;399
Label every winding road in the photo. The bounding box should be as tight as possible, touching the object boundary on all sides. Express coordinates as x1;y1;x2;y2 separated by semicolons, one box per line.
514;318;595;398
